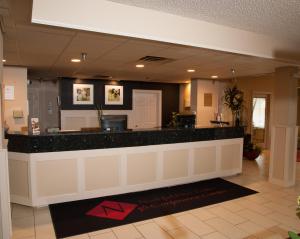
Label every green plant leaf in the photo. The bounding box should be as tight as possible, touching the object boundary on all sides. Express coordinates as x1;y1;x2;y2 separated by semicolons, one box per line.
288;231;300;239
223;85;244;113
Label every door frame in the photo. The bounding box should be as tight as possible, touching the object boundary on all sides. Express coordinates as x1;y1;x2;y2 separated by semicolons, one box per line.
132;89;162;129
251;91;273;149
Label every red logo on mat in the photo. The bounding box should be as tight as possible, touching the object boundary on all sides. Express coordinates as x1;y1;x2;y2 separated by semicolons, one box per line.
86;200;137;220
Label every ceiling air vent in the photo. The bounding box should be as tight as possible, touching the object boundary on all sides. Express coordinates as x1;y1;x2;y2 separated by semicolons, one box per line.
138;56;175;64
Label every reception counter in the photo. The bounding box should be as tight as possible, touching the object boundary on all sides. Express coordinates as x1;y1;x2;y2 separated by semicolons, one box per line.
7;126;244;206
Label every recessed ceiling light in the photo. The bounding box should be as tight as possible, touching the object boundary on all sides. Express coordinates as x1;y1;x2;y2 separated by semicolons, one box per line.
187;69;195;73
136;64;144;68
71;58;81;63
211;75;218;79
2;59;6;62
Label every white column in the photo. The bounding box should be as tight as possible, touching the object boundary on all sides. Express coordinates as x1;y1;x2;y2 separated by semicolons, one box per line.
0;150;11;239
0;27;12;238
269;66;299;186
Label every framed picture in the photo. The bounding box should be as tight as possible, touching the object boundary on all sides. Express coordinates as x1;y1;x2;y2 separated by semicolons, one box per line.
105;85;123;105
73;84;94;105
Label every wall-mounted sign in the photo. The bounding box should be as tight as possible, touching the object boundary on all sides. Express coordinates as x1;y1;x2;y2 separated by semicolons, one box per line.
13;110;24;118
105;85;123;105
4;85;14;100
204;93;213;107
73;84;94;105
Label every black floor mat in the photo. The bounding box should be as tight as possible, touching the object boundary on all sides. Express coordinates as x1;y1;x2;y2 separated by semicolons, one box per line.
49;178;257;238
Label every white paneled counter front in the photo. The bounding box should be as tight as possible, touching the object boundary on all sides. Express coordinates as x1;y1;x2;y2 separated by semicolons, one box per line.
7;127;244;207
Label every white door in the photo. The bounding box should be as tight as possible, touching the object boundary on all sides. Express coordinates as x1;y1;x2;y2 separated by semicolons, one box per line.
132;90;162;129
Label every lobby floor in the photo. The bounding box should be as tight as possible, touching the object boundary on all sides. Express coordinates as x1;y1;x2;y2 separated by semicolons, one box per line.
11;151;300;239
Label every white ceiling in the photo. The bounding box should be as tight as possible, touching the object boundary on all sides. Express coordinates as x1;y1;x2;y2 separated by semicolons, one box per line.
108;0;300;44
0;0;297;83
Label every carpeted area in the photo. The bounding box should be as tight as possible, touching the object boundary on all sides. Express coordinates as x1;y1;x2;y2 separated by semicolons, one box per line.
49;178;257;238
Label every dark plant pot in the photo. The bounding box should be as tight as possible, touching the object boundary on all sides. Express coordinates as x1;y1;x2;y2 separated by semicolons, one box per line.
232;111;241;127
243;150;260;160
235;118;240;127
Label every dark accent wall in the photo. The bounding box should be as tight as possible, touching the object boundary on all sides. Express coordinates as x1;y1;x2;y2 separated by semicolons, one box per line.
59;78;180;127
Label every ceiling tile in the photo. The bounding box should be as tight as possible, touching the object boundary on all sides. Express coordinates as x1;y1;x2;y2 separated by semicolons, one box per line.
2;51;21;66
58;32;128;62
103;40;170;62
3;39;18;52
16;26;73;56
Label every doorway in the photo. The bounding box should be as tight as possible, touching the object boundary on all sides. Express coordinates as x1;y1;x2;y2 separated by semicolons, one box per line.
132;90;162;129
251;94;271;149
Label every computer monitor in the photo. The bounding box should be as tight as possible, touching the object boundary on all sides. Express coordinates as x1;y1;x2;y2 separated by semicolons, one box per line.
176;114;196;128
101;115;127;131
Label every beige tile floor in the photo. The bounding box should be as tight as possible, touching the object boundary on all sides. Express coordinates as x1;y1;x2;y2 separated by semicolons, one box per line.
11;151;300;239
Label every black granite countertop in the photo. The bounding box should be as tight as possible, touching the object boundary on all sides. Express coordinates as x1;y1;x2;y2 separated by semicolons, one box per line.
7;126;244;153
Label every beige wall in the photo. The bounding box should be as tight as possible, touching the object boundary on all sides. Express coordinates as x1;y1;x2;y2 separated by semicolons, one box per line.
191;79;231;126
0;27;4;237
298;78;300;128
297;88;300;127
237;74;275;134
273;67;298;126
3;67;28;132
0;31;3;147
179;83;191;113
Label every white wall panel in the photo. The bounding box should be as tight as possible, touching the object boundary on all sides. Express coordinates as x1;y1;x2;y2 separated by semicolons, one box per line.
8;138;243;206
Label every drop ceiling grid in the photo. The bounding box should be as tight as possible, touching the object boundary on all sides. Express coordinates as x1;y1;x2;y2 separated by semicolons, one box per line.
16;28;77;73
62;34;132;77
47;33;80;76
7;28;25;65
2;0;298;82
101;40;171;62
76;39;174;78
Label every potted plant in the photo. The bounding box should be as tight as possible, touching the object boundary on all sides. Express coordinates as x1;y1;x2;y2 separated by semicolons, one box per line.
168;112;179;128
288;197;300;238
243;134;262;160
223;85;244;126
96;104;103;127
